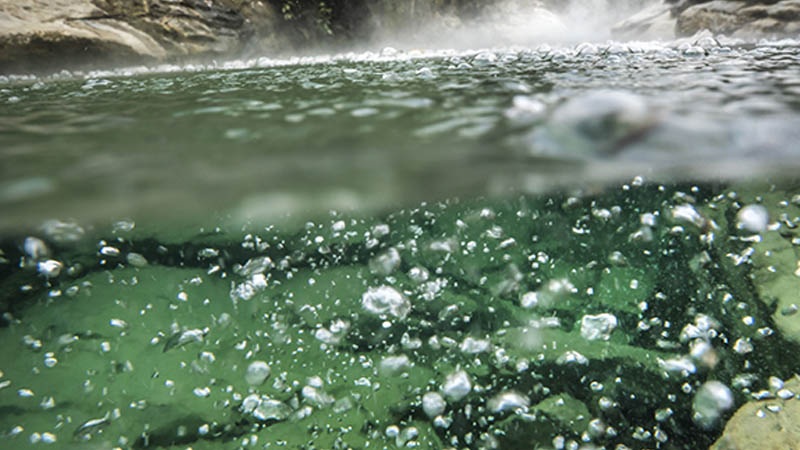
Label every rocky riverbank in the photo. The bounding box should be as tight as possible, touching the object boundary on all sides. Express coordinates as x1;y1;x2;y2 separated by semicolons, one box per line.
2;0;799;75
0;0;296;75
614;0;800;39
0;0;480;75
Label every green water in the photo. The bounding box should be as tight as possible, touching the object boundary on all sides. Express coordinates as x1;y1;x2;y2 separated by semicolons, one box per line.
2;39;800;449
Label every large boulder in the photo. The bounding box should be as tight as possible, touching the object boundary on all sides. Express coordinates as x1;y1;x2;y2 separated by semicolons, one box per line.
677;1;752;35
0;0;285;75
678;0;800;36
614;0;800;39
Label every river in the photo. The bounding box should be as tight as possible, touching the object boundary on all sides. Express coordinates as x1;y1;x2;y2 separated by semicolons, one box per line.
1;35;800;448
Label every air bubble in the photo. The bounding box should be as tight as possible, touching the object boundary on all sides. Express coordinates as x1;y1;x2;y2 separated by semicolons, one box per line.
245;361;271;386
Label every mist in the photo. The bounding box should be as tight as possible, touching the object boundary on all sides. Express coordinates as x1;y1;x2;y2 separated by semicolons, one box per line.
363;0;663;51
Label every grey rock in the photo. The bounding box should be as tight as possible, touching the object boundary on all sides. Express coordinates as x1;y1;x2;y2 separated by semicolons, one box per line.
677;1;751;35
678;0;800;36
0;0;280;75
611;2;677;40
615;0;800;39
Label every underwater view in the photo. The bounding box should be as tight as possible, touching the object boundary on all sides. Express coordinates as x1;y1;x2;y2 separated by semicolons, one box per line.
3;1;800;449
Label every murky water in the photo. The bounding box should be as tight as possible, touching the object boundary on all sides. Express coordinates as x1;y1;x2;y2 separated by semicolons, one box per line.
2;36;800;449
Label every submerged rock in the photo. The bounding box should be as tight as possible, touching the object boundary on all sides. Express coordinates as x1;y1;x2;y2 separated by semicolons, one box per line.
711;375;800;449
4;185;800;448
742;188;800;345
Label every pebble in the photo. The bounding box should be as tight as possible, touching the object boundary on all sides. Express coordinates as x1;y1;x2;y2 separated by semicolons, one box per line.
369;248;401;275
659;357;697;374
100;246;120;256
255;398;291;422
769;376;784;391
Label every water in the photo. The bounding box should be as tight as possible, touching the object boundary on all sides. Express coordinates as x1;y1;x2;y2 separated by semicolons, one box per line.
1;35;800;449
3;37;800;231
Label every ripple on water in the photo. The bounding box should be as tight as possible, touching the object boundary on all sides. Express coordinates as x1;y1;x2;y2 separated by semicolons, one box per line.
2;38;800;230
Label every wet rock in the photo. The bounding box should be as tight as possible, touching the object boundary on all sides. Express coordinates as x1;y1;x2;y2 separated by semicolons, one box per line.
615;0;800;39
750;206;800;344
711;375;800;449
611;2;677;40
498;327;673;375
677;0;800;36
677;1;751;35
6;187;800;449
738;0;800;34
0;0;281;74
494;392;591;447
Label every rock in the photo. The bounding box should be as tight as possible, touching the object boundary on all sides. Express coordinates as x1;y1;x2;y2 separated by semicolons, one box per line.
532;394;591;436
0;0;279;75
677;0;800;36
611;2;677;40
494;392;591;447
711;375;800;450
677;1;751;35
615;0;800;39
751;220;800;344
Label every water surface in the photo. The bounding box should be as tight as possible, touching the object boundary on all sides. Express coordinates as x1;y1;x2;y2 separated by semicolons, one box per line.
2;37;799;231
1;36;800;449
